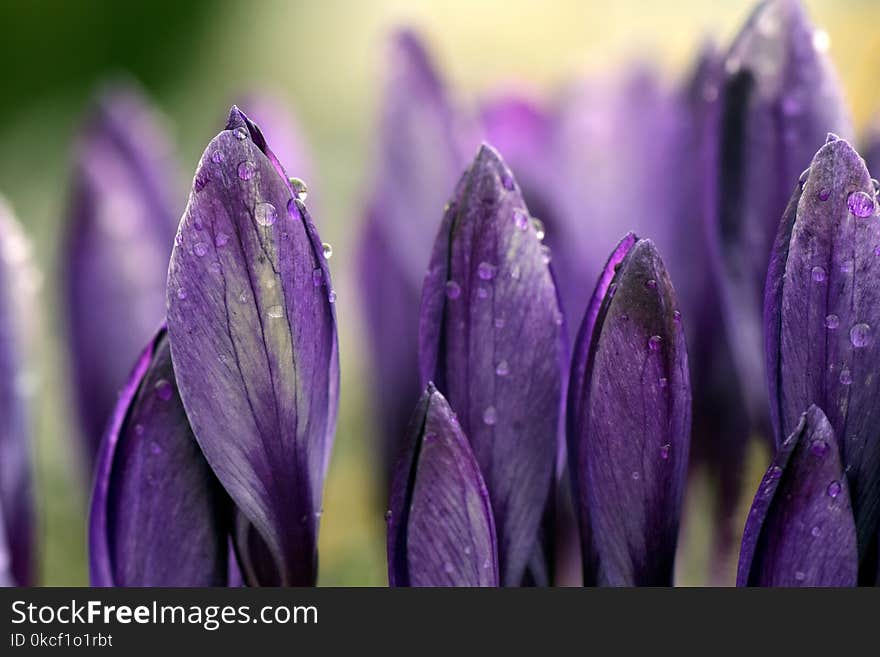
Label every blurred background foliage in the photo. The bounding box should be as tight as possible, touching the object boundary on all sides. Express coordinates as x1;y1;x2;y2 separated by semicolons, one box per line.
1;0;879;585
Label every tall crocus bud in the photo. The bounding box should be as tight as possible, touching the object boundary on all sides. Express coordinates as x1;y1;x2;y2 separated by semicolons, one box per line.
419;145;565;586
737;405;856;587
64;82;179;465
710;0;850;432
166;107;338;586
89;328;231;586
0;200;37;586
387;385;498;587
764;136;880;568
358;30;464;482
568;234;691;586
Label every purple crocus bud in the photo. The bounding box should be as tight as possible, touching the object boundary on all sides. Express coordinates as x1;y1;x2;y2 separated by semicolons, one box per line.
568;234;691;586
358;30;465;482
709;0;850;433
166;107;338;586
64;81;179;465
419;144;565;586
764;136;880;567
89;328;231;586
0;200;37;586
387;384;498;587
737;405;856;587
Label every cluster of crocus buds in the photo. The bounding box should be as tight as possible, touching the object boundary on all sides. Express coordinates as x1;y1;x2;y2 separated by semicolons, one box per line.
4;0;880;588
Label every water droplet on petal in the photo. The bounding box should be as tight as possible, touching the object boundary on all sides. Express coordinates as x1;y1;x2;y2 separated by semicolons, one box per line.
794;570;806;582
154;379;173;401
385;509;392;521
477;262;496;280
176;287;187;300
825;314;840;330
445;280;461;299
811;440;829;457
211;150;225;163
267;305;284;319
811;265;826;282
312;268;323;287
150;441;162;455
482;406;497;426
648;335;662;351
255;202;278;226
810;525;822;538
848;190;875;218
850;323;872;348
645;279;657;290
501;173;515;191
812;29;830;53
237;161;256;180
289;177;308;202
840;369;853;385
818;188;831;201
193;242;209;257
214;232;229;247
510;265;521;280
328;290;337;303
659;444;671;460
840;259;854;274
672;310;681;323
513;209;529;231
659;377;668;388
477;286;489;299
495;360;509;377
541;244;551;264
768;465;782;480
238;292;248;304
233;127;247;140
494;317;506;329
825;132;839;144
631;471;640;481
532;218;545;241
827;480;842;498
322;242;333;259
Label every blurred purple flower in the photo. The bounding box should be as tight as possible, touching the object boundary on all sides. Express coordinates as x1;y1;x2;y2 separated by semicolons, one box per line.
419;145;566;586
737;405;856;587
64;81;180;467
707;0;850;437
764;136;880;576
387;384;498;587
0;200;37;586
567;234;691;586
358;30;466;483
166;107;338;586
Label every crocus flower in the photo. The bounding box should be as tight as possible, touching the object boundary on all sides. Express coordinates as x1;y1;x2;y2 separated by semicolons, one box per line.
0;199;37;586
358;30;465;482
764;136;880;575
387;384;498;587
166;107;338;586
708;0;850;434
737;405;856;587
89;328;232;586
419;144;565;586
567;233;691;586
64;81;179;466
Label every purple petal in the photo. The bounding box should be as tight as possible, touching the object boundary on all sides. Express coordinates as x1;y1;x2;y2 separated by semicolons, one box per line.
710;0;851;433
765;137;880;562
387;385;498;587
568;236;691;586
419;144;566;585
64;81;179;465
166;107;339;586
863;117;880;176
89;328;231;586
358;29;465;481
737;405;856;587
0;200;37;586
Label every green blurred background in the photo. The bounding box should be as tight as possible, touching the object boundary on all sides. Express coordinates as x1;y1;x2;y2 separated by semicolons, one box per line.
1;0;879;586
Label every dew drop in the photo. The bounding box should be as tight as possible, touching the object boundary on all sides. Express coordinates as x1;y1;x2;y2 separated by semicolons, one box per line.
631;471;640;481
211;150;225;164
840;259;854;274
312;268;323;287
532;218;545;241
385;510;392;521
648;335;662;351
825;132;839;144
811;265;826;282
482;406;498;426
645;278;657;290
848;190;876;218
673;310;682;323
811;440;829;457
477;261;496;280
150;441;162;456
255;202;278;226
794;570;806;582
237;161;256;180
850;323;872;348
659;377;668;388
768;465;782;480
328;290;337;303
193;242;209;257
322;242;333;259
495;360;510;377
825;314;840;330
477;286;489;299
176;287;187;300
510;265;521;280
154;379;173;401
501;173;515;191
839;369;853;385
233;127;247;140
494;317;506;329
659;443;671;460
827;480;842;498
812;28;830;53
541;245;552;264
818;188;831;201
267;305;284;319
513;209;529;231
289;177;308;202
445;280;461;299
444;562;454;574
810;525;822;538
238;292;248;304
214;232;229;247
